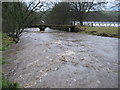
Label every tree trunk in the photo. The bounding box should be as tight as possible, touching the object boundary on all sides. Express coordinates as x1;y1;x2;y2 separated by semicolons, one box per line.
13;28;20;43
13;36;19;43
12;33;19;43
73;20;75;25
80;21;83;26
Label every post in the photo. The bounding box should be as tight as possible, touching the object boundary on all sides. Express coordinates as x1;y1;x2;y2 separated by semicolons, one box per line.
71;26;75;32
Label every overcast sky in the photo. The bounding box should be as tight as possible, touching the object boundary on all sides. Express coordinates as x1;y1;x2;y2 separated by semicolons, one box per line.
1;0;119;11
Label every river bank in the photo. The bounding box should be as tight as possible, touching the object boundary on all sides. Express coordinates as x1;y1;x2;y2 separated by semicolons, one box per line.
78;26;119;38
0;32;19;89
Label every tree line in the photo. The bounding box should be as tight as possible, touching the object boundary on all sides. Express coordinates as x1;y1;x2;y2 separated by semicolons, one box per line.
44;2;119;25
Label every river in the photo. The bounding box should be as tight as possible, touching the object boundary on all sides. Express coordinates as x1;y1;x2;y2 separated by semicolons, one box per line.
3;28;118;88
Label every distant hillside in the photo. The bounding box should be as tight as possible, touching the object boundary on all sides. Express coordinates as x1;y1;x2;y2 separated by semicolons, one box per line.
86;11;119;22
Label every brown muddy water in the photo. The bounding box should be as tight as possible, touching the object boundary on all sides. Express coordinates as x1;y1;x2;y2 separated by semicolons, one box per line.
3;28;118;88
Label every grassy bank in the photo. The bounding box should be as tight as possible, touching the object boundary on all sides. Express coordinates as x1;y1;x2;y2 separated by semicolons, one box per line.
78;26;119;38
1;77;19;89
0;33;14;51
0;32;14;65
0;32;19;89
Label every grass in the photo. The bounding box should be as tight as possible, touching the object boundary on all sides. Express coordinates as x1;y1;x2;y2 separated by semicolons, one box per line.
1;76;19;89
78;26;119;38
0;58;5;65
0;32;14;51
0;32;19;89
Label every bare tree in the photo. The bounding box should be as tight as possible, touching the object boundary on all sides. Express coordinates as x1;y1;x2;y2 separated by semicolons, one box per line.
110;1;120;11
70;1;107;26
2;0;47;43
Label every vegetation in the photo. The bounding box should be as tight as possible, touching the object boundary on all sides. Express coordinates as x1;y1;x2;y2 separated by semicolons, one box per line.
2;1;47;43
69;2;107;26
86;11;119;22
0;58;5;65
0;32;19;89
1;77;19;89
79;26;119;38
44;2;72;25
2;1;119;43
44;2;116;25
1;1;119;89
0;33;14;51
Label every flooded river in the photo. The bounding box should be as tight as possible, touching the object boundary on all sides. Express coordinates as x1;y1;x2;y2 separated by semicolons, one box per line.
3;28;118;88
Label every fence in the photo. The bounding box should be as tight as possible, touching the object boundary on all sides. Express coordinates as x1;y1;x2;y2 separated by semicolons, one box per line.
73;21;120;27
83;21;120;27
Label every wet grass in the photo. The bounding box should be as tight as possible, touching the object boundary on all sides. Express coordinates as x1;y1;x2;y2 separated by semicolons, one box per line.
78;26;119;38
